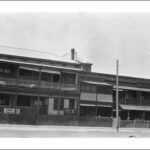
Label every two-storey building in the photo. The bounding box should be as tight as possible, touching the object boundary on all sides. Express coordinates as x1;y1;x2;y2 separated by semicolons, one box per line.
1;46;150;125
0;46;90;124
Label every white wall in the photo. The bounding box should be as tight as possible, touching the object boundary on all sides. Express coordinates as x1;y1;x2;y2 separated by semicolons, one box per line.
80;93;96;101
80;92;113;103
97;94;113;102
64;99;69;109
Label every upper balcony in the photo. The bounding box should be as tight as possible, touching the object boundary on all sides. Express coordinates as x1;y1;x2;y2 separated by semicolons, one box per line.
0;76;79;91
0;62;79;92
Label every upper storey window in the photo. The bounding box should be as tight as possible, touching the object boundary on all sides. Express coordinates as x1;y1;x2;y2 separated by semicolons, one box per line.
81;84;97;93
0;67;11;74
19;66;39;80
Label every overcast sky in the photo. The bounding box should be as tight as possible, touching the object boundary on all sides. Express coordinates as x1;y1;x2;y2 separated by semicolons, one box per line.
0;12;150;78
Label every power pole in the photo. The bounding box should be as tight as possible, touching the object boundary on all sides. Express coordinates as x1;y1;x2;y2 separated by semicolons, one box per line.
116;59;119;132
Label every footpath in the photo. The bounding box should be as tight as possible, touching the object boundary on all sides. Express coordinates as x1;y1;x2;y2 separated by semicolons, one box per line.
0;123;149;133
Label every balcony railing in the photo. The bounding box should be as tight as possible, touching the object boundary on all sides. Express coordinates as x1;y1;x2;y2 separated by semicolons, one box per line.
61;84;78;91
120;98;150;106
126;98;141;105
0;76;78;91
40;81;60;90
19;79;39;88
0;77;17;87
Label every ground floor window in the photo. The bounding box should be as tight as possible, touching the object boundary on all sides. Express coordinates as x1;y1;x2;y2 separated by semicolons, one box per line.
80;105;112;117
69;99;75;109
80;106;96;116
119;110;148;120
39;97;48;114
17;95;31;107
0;94;9;106
53;98;64;110
97;107;112;117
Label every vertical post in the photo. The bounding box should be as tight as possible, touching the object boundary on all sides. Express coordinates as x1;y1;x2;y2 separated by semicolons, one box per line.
77;74;80;117
37;68;41;125
58;72;62;116
127;111;130;120
116;59;119;132
95;89;98;116
16;66;19;108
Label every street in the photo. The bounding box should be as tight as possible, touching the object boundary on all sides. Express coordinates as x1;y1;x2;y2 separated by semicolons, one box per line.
0;124;150;137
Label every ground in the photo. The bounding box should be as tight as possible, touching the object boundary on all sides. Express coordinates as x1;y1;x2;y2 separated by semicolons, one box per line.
0;124;150;138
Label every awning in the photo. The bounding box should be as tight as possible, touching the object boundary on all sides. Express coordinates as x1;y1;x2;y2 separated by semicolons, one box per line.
80;104;96;107
113;85;150;92
41;69;60;74
120;104;150;111
97;104;112;108
19;66;39;72
82;80;112;86
80;103;112;107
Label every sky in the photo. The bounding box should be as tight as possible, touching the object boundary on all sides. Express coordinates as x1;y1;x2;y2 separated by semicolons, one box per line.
0;12;150;78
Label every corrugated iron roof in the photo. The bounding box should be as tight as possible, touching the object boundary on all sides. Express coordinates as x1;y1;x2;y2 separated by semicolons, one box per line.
0;58;82;71
0;45;79;64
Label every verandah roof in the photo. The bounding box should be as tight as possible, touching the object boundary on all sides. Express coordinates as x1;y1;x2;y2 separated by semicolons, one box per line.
81;80;112;86
113;85;150;92
120;104;150;111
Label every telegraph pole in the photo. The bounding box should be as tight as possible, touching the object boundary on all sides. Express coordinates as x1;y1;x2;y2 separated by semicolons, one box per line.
116;59;119;132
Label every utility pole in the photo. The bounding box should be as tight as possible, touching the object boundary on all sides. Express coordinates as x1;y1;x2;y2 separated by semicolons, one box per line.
116;59;119;132
37;68;41;125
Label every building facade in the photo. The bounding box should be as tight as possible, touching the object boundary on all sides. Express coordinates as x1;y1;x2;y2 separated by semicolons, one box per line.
0;47;150;125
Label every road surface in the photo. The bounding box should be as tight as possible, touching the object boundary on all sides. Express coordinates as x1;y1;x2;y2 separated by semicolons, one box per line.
0;124;150;137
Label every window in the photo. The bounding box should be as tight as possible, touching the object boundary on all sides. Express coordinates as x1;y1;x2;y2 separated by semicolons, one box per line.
0;68;3;73
0;94;9;106
53;98;64;110
60;99;64;110
17;95;31;107
53;98;58;110
19;69;39;79
61;73;75;84
69;99;75;109
97;86;112;94
4;68;11;74
19;69;32;77
53;74;60;83
41;72;52;82
127;91;137;99
0;67;11;74
81;84;97;93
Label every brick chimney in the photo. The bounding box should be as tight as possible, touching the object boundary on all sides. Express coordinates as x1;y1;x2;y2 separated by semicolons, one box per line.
71;48;75;60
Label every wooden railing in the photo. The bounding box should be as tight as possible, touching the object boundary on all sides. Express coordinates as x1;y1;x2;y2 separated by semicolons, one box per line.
126;98;141;105
61;84;78;91
0;77;17;87
120;98;150;106
19;79;39;88
40;81;60;90
0;76;78;91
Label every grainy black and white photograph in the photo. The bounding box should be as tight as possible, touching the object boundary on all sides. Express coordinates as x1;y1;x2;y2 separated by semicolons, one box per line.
1;2;150;145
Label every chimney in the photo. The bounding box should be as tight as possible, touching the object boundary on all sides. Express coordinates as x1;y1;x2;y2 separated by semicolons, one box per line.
71;48;75;60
